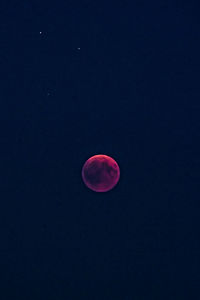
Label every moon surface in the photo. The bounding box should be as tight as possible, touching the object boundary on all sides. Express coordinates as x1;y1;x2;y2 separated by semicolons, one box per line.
82;154;120;192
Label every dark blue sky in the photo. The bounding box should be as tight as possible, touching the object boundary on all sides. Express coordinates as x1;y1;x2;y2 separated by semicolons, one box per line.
0;1;199;299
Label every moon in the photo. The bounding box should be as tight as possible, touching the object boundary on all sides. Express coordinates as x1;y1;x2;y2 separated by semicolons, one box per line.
82;154;120;192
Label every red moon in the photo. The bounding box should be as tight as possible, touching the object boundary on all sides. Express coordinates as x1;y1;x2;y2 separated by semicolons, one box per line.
82;154;120;192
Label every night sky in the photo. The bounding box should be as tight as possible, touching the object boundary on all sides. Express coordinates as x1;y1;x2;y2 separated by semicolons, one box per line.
0;1;200;299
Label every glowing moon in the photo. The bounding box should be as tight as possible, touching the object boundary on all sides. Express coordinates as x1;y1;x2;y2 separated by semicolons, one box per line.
82;154;120;192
